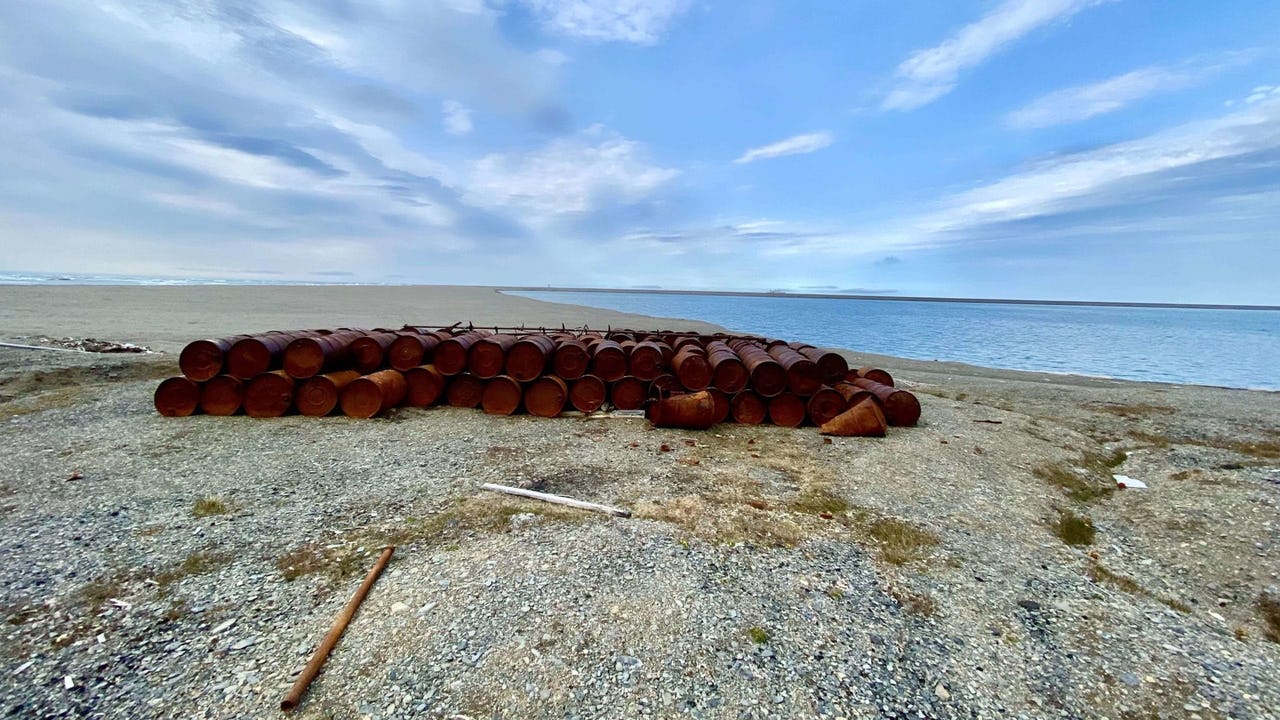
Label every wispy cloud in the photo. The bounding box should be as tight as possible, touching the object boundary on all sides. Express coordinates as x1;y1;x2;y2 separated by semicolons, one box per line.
442;100;473;136
518;0;691;44
734;132;834;164
884;0;1103;111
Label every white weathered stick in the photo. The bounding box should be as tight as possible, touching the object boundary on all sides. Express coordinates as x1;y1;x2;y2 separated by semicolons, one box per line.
480;483;631;518
0;341;85;353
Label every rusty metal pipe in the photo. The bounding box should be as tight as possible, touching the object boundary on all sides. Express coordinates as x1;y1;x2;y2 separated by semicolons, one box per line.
281;546;395;712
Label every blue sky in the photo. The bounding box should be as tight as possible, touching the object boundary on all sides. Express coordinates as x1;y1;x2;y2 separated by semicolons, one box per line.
1;1;1278;303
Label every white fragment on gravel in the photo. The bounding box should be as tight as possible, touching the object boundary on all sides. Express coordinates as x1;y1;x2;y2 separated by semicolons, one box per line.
1114;474;1148;489
390;602;409;613
211;619;236;635
12;660;33;676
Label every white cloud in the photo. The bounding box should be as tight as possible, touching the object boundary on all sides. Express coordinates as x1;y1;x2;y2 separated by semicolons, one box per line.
1246;85;1280;105
1007;67;1197;128
467;126;679;217
734;132;835;164
518;0;690;44
442;100;474;135
884;0;1103;111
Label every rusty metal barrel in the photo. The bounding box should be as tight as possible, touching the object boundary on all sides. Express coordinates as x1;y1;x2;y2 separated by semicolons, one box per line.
768;392;807;428
348;332;400;374
284;330;366;379
767;345;822;396
647;390;717;430
199;375;244;416
856;367;895;387
820;396;887;437
851;378;919;426
730;341;787;398
388;332;442;372
155;377;201;417
628;341;667;381
481;375;523;416
228;331;323;379
650;373;677;396
609;331;635;343
445;373;484;408
552;338;591;380
799;347;850;385
468;334;518;379
179;335;250;381
340;369;406;418
296;370;361;417
244;370;295;418
404;365;446;407
706;341;748;393
569;375;607;413
524;375;568;418
434;330;493;376
589;340;627;382
671;336;703;353
610;376;647;411
833;381;877;411
672;346;711;391
730;390;767;425
708;389;731;424
506;335;557;382
806;386;847;427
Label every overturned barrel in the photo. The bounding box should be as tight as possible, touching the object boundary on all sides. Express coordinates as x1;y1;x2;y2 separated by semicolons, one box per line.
179;335;250;382
730;390;767;425
348;332;401;374
481;375;523;416
628;341;667;381
228;331;323;379
731;342;787;398
388;333;442;372
445;373;485;408
708;389;731;424
552;338;591;380
199;375;244;416
800;347;850;385
648;390;717;430
610;376;648;411
244;370;295;418
296;370;361;417
284;330;366;379
434;330;492;376
569;375;607;413
672;346;711;391
856;367;894;387
524;375;568;418
767;345;822;396
851;378;919;426
469;334;519;379
506;335;557;382
340;369;406;419
706;341;748;393
806;386;846;427
404;365;446;407
589;340;627;383
768;392;807;428
155;376;201;417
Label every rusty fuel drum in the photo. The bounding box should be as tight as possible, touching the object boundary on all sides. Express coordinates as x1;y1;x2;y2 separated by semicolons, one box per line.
199;375;244;416
340;369;406;418
806;386;847;427
506;335;557;382
296;370;361;417
708;389;731;424
767;392;807;428
480;375;523;415
730;390;767;425
650;373;677;396
705;341;748;393
767;345;822;396
228;331;323;379
569;375;606;413
469;334;519;379
434;330;492;376
403;365;446;407
647;390;717;430
610;376;648;410
179;335;250;381
800;347;850;385
672;346;711;391
820;396;887;437
628;341;667;381
348;332;400;374
244;370;295;418
388;333;441;372
856;367;895;387
445;373;485;409
154;376;201;417
525;375;568;418
851;378;920;426
730;341;787;398
552;338;591;380
284;331;365;379
589;340;627;382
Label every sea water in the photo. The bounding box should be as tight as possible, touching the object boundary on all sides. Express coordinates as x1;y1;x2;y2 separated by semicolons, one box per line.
510;291;1280;391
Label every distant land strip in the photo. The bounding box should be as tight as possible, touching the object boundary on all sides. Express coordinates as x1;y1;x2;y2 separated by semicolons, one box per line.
500;287;1280;312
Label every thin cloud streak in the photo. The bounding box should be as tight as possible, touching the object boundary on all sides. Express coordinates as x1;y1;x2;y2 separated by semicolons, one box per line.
734;132;835;164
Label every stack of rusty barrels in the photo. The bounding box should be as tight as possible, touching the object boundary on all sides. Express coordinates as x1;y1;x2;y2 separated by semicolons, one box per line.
154;325;920;432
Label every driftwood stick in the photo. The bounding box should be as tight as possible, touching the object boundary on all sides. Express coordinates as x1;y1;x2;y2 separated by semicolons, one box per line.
480;483;632;518
281;546;395;712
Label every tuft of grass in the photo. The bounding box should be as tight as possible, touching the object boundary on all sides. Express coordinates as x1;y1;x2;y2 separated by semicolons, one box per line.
155;551;230;586
747;626;769;644
888;584;936;616
788;486;850;516
77;579;124;610
1033;448;1122;503
1127;430;1171;448
1052;509;1096;546
192;497;229;518
637;495;807;548
1169;469;1201;481
1086;560;1189;613
1259;593;1280;643
867;517;939;565
1085;402;1176;418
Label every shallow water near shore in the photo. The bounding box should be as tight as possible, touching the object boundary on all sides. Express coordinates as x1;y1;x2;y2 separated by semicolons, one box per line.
511;290;1280;390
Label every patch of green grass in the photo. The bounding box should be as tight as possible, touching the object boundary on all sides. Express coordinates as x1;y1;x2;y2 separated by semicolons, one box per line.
1259;593;1280;643
867;517;939;565
1127;429;1171;448
747;626;769;644
1086;560;1189;614
192;497;229;518
1052;509;1096;546
155;551;231;586
1034;448;1122;503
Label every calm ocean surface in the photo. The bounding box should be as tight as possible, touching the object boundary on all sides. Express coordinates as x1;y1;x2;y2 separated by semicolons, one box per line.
511;291;1280;391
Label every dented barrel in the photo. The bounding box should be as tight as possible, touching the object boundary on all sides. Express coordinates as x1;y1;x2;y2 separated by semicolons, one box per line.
647;390;717;430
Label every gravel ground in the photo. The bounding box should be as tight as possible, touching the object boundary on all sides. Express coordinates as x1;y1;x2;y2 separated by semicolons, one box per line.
1;286;1278;719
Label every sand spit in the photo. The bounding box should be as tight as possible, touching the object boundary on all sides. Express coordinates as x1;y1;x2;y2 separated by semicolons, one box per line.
0;285;1278;719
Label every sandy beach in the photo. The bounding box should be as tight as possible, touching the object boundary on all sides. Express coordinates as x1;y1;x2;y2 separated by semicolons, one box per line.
1;284;1278;719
